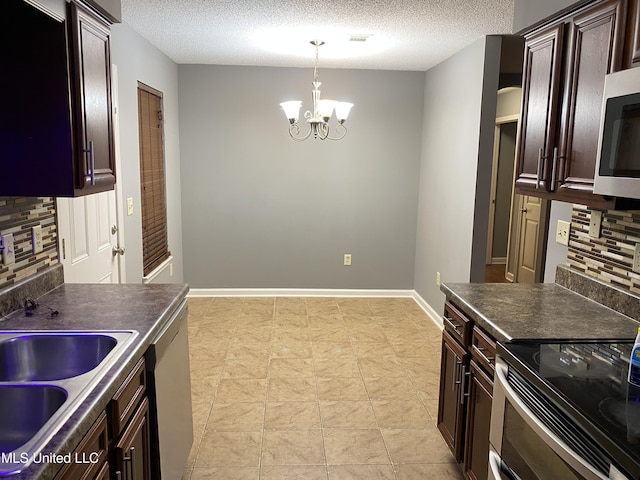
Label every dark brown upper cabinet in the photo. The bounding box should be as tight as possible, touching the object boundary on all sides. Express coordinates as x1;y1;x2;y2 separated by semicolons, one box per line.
68;0;116;194
0;0;115;197
514;0;629;209
625;0;640;67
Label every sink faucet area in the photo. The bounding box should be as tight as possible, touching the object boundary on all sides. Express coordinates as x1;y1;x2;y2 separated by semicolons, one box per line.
0;331;138;476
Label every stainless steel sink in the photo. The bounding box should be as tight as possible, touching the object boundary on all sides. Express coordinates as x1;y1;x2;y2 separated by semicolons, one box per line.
0;333;118;381
0;330;138;476
0;385;67;454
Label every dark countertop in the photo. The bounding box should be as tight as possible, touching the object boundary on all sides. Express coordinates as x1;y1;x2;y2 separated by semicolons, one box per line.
440;282;639;343
0;282;189;480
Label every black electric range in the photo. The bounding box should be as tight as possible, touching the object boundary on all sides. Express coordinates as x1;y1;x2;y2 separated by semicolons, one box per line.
499;340;640;479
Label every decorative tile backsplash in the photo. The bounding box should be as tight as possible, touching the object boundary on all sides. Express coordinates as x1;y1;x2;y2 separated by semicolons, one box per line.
567;205;640;295
0;197;59;290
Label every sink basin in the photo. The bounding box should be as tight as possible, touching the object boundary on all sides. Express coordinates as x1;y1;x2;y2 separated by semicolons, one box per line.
0;333;118;381
0;385;67;454
0;330;138;476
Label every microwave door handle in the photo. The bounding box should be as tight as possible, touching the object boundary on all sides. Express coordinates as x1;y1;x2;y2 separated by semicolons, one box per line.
494;363;609;480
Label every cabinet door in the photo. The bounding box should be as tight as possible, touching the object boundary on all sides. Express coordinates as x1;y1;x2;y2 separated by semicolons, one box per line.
514;23;564;195
54;412;109;480
437;330;469;463
115;397;152;480
624;0;640;67
463;361;493;480
69;0;116;194
556;0;627;199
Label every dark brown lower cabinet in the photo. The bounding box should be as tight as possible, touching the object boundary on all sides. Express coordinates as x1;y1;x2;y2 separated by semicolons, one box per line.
438;301;497;480
437;330;469;462
55;357;152;480
54;412;109;480
114;396;151;480
95;462;110;480
463;361;494;480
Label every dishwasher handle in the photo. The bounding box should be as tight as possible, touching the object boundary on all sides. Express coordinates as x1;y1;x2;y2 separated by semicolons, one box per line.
148;299;188;365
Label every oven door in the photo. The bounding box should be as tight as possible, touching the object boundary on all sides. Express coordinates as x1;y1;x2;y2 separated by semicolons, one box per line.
489;357;617;480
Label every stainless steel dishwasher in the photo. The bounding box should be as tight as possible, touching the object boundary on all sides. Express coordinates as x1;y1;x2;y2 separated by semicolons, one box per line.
145;299;193;479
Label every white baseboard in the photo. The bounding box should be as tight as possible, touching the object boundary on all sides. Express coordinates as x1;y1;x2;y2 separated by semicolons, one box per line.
188;287;443;330
411;291;443;329
188;288;415;298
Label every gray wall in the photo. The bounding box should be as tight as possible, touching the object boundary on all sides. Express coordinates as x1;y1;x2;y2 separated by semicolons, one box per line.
110;23;184;283
544;201;573;282
414;36;502;310
178;65;424;289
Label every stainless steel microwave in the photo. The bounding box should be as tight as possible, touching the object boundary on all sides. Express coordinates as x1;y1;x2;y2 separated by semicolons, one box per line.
593;68;640;200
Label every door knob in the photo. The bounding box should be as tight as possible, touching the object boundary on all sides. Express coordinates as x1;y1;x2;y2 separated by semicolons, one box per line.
520;208;528;213
112;246;125;257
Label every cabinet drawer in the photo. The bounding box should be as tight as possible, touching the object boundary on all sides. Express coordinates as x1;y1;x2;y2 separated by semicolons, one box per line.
471;326;496;375
54;411;108;480
443;301;472;346
110;358;146;436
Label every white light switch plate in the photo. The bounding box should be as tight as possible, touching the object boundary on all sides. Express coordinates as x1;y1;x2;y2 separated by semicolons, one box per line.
556;220;570;246
589;210;602;238
1;233;15;265
32;225;43;254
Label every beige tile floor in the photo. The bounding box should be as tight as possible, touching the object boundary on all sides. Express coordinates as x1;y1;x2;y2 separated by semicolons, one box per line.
182;297;464;480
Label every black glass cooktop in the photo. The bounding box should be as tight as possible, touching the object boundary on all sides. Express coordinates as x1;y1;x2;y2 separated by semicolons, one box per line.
500;341;640;479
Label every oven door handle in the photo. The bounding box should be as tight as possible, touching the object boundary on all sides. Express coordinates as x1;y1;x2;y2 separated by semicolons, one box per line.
494;362;609;480
489;449;519;480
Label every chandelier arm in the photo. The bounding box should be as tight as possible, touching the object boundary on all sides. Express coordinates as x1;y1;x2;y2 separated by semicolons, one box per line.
288;123;313;142
314;122;329;140
325;124;348;141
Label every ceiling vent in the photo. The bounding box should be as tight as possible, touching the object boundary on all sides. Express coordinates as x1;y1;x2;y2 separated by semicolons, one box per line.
349;34;372;42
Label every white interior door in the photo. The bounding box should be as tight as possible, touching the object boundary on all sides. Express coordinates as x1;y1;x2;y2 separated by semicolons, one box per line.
505;194;549;283
57;192;121;283
57;63;125;284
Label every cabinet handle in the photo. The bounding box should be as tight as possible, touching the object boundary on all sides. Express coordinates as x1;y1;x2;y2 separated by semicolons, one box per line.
476;345;495;362
445;316;461;332
124;446;136;480
459;364;471;405
84;140;96;186
452;358;463;391
550;147;559;192
536;148;543;189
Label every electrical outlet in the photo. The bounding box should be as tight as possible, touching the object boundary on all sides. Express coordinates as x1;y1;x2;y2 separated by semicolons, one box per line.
436;271;441;286
556;220;570;246
1;233;15;265
127;198;134;216
633;244;640;274
589;210;602;239
343;254;352;266
32;225;43;254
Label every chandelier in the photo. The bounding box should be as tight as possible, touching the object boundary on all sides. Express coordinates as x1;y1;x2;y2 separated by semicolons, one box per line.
280;40;354;141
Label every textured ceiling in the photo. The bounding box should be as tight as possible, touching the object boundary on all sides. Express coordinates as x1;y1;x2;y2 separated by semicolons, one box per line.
121;0;515;71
